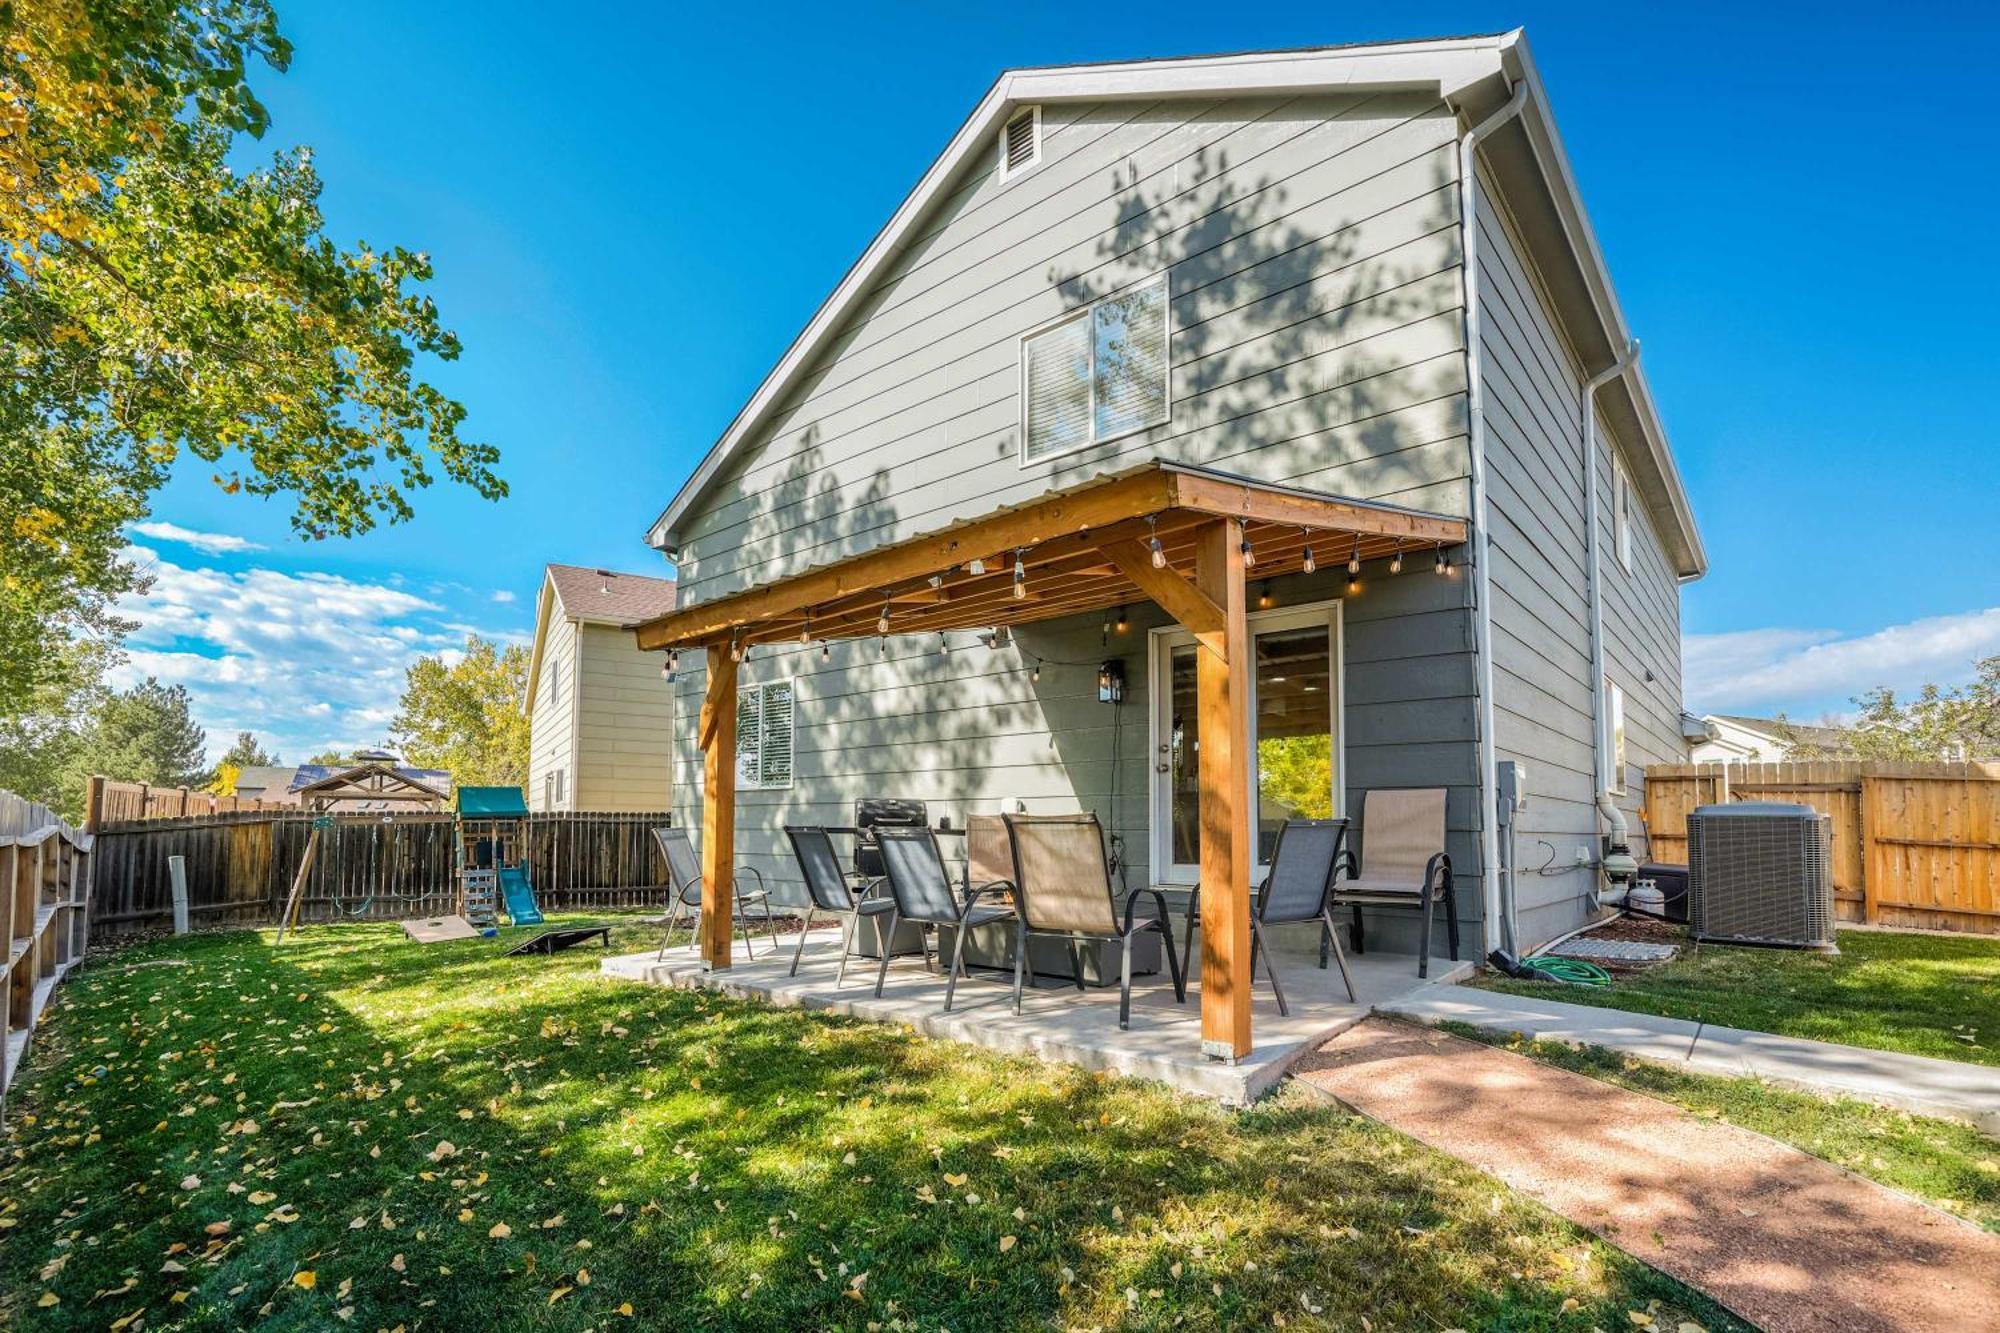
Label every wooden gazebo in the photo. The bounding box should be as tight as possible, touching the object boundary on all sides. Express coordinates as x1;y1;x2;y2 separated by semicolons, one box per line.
293;762;450;814
632;462;1467;1062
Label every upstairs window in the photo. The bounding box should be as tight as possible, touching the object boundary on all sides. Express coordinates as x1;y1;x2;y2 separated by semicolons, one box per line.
735;680;795;790
998;106;1040;180
1614;459;1634;572
1021;277;1170;463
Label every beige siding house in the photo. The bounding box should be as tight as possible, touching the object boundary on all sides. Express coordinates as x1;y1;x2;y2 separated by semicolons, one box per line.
524;565;678;812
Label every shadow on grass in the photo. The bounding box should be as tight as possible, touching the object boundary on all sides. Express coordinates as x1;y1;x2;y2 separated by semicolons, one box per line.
0;922;1746;1331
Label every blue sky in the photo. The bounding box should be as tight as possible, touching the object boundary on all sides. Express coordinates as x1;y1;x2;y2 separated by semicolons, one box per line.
125;1;2000;760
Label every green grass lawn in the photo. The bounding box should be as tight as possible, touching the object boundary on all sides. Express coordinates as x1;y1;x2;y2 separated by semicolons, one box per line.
1476;928;2000;1066
1438;1022;2000;1234
0;919;1747;1332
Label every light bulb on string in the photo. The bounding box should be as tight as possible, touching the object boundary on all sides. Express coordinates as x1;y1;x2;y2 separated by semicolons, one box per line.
877;599;892;635
1347;535;1362;578
1013;549;1028;600
1147;517;1167;569
1390;548;1403;575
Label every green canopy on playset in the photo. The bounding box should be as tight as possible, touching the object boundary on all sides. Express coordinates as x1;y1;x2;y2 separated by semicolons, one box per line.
454;786;528;818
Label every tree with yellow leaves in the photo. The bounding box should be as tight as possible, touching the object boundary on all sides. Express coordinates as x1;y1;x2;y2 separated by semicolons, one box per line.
1;1;504;716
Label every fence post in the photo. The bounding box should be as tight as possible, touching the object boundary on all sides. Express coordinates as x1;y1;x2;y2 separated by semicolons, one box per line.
1858;771;1881;924
84;775;105;834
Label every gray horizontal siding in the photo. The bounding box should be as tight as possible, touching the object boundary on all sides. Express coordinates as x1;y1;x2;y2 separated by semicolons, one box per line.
674;91;1469;604
1474;165;1684;949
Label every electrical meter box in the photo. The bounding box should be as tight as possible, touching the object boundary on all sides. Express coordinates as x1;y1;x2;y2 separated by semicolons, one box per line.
1497;760;1529;814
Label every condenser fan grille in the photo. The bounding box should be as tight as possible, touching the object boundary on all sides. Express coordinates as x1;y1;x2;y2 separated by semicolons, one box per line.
1687;802;1836;950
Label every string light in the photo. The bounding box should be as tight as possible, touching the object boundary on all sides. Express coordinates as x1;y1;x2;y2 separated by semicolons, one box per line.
1147;516;1167;569
1301;527;1316;574
820;641;831;663
877;599;892;635
1114;605;1129;634
1390;548;1404;575
663;649;679;682
1239;522;1256;569
1257;582;1273;610
1347;568;1360;595
1031;661;1041;684
1347;535;1362;578
729;636;744;663
1435;544;1452;576
799;613;812;645
1013;548;1028;600
939;632;950;655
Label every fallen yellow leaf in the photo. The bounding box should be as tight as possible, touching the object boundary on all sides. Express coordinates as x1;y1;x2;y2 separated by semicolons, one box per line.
293;1271;316;1290
548;1286;572;1305
999;1235;1017;1252
489;1222;513;1239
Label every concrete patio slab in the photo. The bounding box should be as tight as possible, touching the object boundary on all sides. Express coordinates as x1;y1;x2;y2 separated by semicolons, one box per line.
602;926;1473;1104
1298;1020;2000;1333
1378;984;2000;1133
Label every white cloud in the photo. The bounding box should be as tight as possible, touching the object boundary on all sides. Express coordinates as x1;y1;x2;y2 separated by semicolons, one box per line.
1685;607;2000;716
490;589;517;604
129;521;267;555
112;545;453;764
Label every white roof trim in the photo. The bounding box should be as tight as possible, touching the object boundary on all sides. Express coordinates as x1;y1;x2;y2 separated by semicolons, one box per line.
646;30;1704;577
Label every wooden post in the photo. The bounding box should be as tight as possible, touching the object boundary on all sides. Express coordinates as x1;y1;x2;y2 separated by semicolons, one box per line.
1859;771;1882;924
697;646;739;971
1193;520;1252;1062
83;775;105;834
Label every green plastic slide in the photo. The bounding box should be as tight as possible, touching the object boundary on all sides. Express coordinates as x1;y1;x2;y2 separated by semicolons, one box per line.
498;865;544;927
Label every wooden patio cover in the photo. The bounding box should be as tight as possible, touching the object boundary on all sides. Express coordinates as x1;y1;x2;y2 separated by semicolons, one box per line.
632;461;1469;1062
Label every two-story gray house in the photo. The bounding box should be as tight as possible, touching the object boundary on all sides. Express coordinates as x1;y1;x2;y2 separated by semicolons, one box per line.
631;31;1704;1029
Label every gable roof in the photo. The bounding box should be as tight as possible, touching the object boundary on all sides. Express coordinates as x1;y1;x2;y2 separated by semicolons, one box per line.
524;563;679;716
642;29;1706;580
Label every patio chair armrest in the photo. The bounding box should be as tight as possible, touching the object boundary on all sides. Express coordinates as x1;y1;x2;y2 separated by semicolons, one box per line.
1423;852;1451;897
959;880;1017;918
733;865;768;896
1333;847;1359;882
854;875;889;901
1122;885;1171;936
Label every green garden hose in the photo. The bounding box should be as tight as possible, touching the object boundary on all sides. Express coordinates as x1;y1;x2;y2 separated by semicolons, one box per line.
1528;957;1613;987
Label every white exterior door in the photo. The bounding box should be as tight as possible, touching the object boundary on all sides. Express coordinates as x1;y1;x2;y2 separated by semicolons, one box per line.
1146;599;1345;885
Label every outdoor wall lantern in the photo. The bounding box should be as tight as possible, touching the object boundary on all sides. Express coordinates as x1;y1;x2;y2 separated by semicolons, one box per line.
1096;659;1126;705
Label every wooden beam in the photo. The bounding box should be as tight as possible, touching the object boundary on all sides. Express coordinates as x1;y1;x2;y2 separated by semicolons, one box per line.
1169;470;1468;544
637;468;1180;648
1193;519;1253;1062
1097;539;1225;654
698;650;738;971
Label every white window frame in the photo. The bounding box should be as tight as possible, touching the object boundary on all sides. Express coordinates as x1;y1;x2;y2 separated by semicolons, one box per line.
1602;676;1627;796
997;104;1042;182
1017;274;1172;467
1613;457;1633;573
735;679;795;792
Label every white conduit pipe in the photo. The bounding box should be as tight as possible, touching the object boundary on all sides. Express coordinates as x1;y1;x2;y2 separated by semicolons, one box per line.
1584;339;1639;907
1459;79;1528;953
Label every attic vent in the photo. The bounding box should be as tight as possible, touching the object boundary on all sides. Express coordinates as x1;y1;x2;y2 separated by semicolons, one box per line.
999;106;1040;180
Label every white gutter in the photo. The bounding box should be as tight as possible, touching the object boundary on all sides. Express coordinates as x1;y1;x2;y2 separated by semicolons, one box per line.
1459;78;1528;955
1583;339;1639;904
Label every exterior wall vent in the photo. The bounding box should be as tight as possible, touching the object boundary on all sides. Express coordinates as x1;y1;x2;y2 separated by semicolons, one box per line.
999;106;1041;180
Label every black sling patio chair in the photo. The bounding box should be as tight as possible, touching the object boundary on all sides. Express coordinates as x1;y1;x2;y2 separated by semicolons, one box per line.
871;825;1018;1010
1245;818;1357;1014
652;826;777;962
1330;788;1458;979
1001;812;1185;1029
783;825;897;986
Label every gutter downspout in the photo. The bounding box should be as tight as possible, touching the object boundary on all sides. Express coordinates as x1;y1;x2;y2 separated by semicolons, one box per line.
1584;339;1640;908
1459;79;1528;955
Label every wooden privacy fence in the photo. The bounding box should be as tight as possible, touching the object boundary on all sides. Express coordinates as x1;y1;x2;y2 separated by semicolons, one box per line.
89;810;674;936
91;776;291;823
2;790;92;1115
1644;761;2000;934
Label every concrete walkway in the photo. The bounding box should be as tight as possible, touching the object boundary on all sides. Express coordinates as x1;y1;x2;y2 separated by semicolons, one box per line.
1378;984;2000;1134
1298;1020;2000;1333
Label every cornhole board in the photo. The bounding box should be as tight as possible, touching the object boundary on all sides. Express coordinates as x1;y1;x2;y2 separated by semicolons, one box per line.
401;915;481;943
506;926;612;957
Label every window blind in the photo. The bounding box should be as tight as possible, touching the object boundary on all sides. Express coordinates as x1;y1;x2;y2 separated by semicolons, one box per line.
1023;314;1090;461
1093;281;1168;439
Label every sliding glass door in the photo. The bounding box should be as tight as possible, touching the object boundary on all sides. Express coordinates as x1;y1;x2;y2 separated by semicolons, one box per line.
1148;602;1344;885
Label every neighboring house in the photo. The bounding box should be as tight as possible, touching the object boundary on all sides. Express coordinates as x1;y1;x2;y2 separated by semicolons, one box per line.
524;564;678;812
637;32;1705;953
1692;714;1857;764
